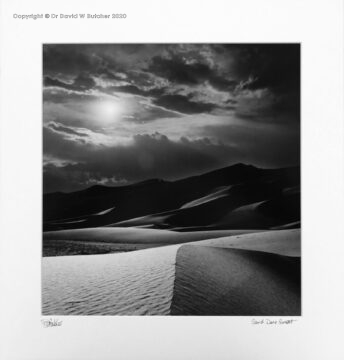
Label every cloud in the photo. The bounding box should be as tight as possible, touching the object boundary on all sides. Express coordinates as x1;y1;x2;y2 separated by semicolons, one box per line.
148;55;237;91
96;68;128;81
129;104;181;122
103;84;165;98
211;44;300;95
43;44;105;75
43;44;300;192
108;84;146;96
235;88;300;123
44;72;96;91
203;121;300;168
47;122;89;137
44;73;168;108
43;119;299;193
43;87;103;106
43;128;242;193
240;45;300;93
153;94;216;114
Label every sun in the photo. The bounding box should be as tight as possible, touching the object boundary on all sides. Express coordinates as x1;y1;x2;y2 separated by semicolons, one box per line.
93;99;122;122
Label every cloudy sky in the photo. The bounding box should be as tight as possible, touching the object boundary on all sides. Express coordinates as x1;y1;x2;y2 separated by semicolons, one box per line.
43;44;300;193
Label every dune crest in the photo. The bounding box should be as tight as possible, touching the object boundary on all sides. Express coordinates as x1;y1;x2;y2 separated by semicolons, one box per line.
43;229;301;315
190;229;301;257
171;245;301;316
42;245;180;315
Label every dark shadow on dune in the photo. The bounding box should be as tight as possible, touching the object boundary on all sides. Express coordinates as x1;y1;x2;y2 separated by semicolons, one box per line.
43;164;300;232
170;245;301;316
42;163;301;315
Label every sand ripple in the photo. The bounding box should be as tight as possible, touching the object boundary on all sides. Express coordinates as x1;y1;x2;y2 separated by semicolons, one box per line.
42;245;180;315
171;245;301;315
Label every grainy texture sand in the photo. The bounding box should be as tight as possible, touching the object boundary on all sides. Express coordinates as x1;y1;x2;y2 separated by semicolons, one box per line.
171;245;301;315
189;229;301;257
42;245;180;315
42;229;301;315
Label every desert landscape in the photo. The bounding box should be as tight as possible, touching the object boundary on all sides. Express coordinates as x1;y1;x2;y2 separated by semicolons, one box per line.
42;164;301;315
43;43;300;315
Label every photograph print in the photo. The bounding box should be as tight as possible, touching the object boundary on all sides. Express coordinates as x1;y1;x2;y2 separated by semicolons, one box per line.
42;44;301;316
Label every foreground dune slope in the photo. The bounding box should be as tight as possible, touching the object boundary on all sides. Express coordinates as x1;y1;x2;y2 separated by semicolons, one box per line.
42;229;301;315
42;245;180;315
171;245;301;315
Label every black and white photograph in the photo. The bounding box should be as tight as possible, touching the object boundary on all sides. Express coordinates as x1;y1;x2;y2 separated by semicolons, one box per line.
42;43;301;316
1;0;344;359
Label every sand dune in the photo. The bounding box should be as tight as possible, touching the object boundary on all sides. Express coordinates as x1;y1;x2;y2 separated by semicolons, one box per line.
42;228;301;315
216;202;273;229
109;212;172;228
94;207;116;216
43;227;258;256
44;227;257;245
42;245;180;315
180;186;231;209
188;229;300;256
44;164;260;228
271;221;301;230
171;245;300;315
108;180;300;231
43;164;300;231
216;192;300;229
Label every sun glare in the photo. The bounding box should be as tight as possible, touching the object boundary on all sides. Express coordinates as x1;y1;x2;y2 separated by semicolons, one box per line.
93;99;122;122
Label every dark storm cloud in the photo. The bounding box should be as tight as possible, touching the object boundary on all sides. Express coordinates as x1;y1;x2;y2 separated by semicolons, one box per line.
43;44;165;86
213;44;299;90
44;76;72;89
153;94;216;114
44;44;299;97
44;73;96;91
235;90;300;123
44;71;169;110
43;44;105;75
148;55;237;91
269;93;300;122
238;45;300;93
43;44;300;192
96;68;127;81
106;87;232;115
73;73;97;90
109;84;146;96
130;105;181;122
47;122;89;137
44;74;225;117
43;127;242;193
203;122;300;168
43;87;102;104
103;84;166;98
210;44;300;123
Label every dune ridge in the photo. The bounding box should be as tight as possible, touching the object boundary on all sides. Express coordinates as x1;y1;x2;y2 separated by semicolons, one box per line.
43;164;300;231
43;227;260;256
42;245;180;315
188;229;300;257
42;228;301;315
170;245;301;316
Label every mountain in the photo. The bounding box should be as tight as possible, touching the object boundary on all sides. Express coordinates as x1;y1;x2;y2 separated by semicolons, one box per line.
43;163;300;231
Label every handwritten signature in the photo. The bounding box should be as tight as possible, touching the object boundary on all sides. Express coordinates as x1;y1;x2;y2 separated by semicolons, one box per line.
252;318;297;325
41;318;63;328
